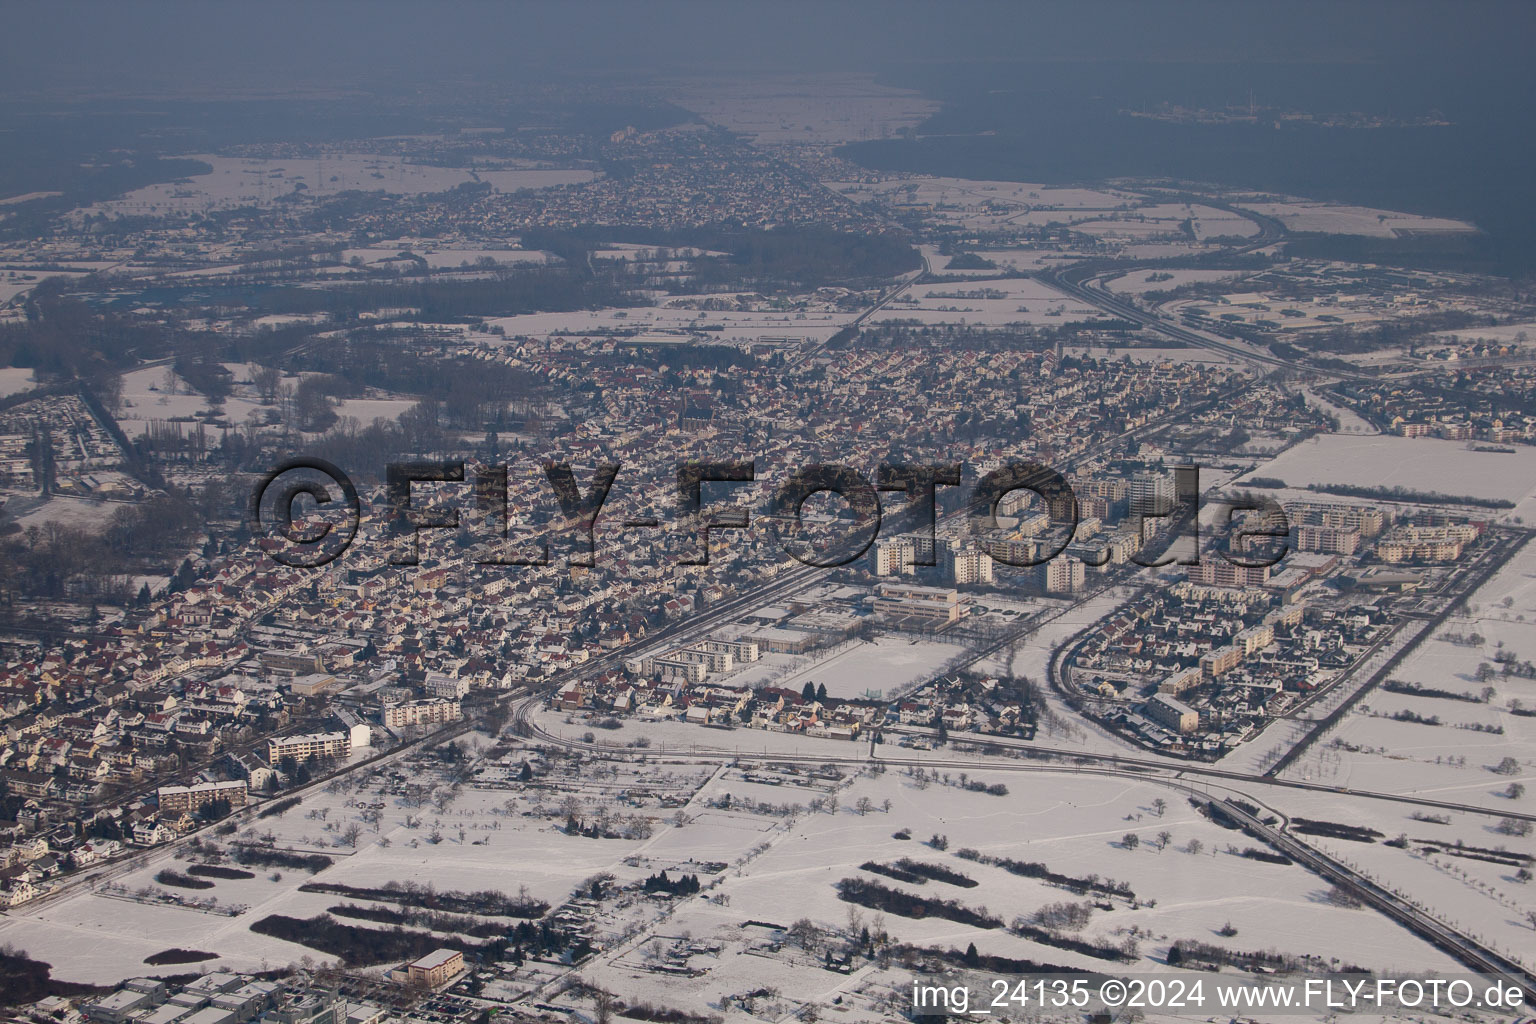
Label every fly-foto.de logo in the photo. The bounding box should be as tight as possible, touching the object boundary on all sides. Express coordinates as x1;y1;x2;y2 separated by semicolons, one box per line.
250;458;1290;572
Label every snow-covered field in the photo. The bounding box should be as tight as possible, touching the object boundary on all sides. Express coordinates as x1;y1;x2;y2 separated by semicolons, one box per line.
1103;268;1251;296
1234;434;1536;518
331;398;416;425
1234;199;1476;237
114;366;269;441
869;278;1103;328
593;767;1467;1018
339;245;553;269
1260;776;1536;973
71;155;595;219
0;366;36;398
827;177;1147;238
1298;387;1379;434
0;269;90;305
759;635;968;701
484;305;853;348
1284;536;1536;808
7;493;125;531
0;739;716;983
0;702;1508;1007
1424;320;1536;346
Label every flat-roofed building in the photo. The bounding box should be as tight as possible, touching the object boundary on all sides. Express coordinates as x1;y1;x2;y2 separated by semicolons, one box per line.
267;731;350;764
141;1005;194;1024
1038;557;1085;594
699;637;759;663
947;545;993;585
424;673;470;699
85;990;155;1024
874;539;916;576
404;948;464;989
1236;623;1274;655
1145;693;1199;734
288;673;340;698
872;583;965;623
1296;524;1360;555
260;992;345;1024
1200;644;1243;679
651;657;707;684
158;779;248;817
1188;560;1270;589
1158;668;1203;697
743;627;817;654
382;699;462;730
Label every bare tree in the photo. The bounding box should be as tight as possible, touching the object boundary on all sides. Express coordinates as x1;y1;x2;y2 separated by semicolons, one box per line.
1326;885;1362;909
94;372;125;415
788;918;820;952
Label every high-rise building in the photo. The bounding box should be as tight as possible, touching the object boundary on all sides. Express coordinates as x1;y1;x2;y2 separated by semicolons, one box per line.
1128;471;1176;517
946;545;994;584
1037;557;1085;594
874;539;915;576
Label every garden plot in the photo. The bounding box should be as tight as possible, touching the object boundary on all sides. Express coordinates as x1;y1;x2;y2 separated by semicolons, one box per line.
589;243;729;261
1186;205;1262;239
970;248;1100;274
0;739;722;984
567;767;1465;1022
1071;217;1186;241
1113;241;1209;261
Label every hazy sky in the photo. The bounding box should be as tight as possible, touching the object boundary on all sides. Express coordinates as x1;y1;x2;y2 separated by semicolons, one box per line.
4;1;1533;96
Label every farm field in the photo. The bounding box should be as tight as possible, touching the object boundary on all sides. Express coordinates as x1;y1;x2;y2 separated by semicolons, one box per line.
1234;434;1536;518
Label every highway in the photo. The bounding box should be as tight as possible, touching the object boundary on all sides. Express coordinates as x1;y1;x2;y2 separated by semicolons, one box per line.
1214;797;1536;999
